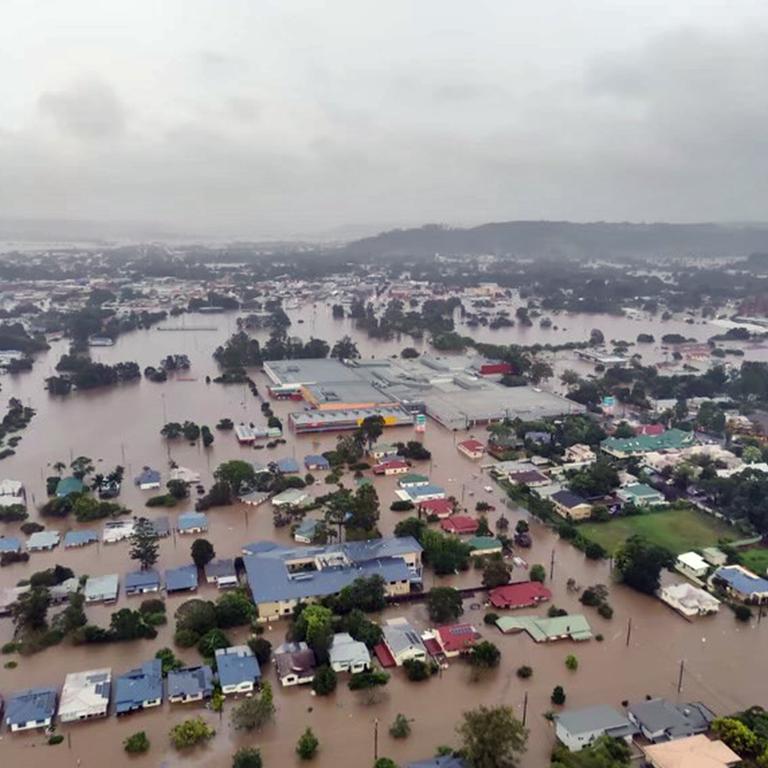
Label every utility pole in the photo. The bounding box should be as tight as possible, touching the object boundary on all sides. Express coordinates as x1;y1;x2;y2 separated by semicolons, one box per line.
625;617;632;647
677;659;685;694
522;691;528;726
373;718;379;762
549;548;556;581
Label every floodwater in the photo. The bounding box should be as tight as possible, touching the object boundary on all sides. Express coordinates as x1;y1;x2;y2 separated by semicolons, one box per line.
0;303;765;768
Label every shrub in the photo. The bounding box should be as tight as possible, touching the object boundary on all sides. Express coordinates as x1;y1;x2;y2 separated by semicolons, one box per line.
140;598;166;615
403;658;431;682
565;655;578;671
516;665;533;679
597;603;614;619
247;636;273;665
390;500;414;512
732;604;753;623
169;717;215;749
1;642;18;654
48;734;64;745
483;612;499;626
584;541;607;560
197;628;231;658
551;685;566;705
296;727;319;760
596;633;604;642
232;747;263;768
312;665;337;696
4;660;17;669
174;628;200;648
389;713;411;739
124;731;150;753
529;564;546;583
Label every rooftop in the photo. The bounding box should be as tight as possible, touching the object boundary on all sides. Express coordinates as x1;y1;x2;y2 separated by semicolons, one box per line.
602;428;695;455
165;564;199;592
5;687;57;726
215;646;261;688
168;665;214;699
714;564;768;595
555;704;637;739
496;613;592;641
59;668;111;721
114;660;163;713
642;734;740;768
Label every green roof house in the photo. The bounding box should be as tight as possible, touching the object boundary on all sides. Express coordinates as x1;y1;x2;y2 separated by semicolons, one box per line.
467;536;503;555
600;428;694;458
56;476;85;498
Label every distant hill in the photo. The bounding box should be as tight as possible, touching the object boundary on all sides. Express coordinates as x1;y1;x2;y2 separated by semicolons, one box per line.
339;221;768;261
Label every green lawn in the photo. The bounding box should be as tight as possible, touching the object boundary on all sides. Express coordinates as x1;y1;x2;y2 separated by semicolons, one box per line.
739;548;768;576
579;507;735;555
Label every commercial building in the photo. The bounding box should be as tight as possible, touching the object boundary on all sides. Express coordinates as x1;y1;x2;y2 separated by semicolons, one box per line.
289;405;413;434
243;537;423;621
58;668;111;723
554;705;638;751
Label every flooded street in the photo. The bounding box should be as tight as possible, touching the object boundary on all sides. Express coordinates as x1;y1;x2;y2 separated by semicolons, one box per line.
0;306;765;768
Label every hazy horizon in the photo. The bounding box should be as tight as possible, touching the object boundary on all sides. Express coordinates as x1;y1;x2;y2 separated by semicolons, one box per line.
3;1;768;239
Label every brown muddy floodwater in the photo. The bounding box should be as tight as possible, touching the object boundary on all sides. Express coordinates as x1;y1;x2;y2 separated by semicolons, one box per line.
0;305;765;768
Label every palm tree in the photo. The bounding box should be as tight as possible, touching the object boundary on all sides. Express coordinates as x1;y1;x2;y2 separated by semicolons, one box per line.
53;461;66;475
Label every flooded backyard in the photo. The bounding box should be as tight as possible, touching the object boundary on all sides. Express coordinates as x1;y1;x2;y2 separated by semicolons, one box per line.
0;305;765;767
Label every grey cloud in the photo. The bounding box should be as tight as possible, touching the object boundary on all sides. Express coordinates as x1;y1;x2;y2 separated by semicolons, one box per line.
38;79;127;141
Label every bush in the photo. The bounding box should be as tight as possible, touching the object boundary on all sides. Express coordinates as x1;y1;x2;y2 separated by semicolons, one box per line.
565;655;578;671
732;604;753;622
597;603;614;619
124;731;150;753
48;734;64;745
516;665;533;679
169;717;215;749
197;628;231;658
595;633;604;642
140;598;166;615
390;500;415;512
174;628;200;648
551;685;566;705
232;747;263;768
1;641;18;654
312;665;337;696
403;658;431;682
529;564;546;583
483;612;499;626
247;636;273;665
389;713;411;739
584;541;607;560
296;727;319;760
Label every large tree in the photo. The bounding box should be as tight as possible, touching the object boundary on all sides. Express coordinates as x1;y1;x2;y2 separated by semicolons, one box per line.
330;335;361;360
214;460;257;494
426;587;464;623
457;706;528;768
231;682;275;731
191;538;216;569
356;414;385;449
130;517;160;570
12;586;51;635
614;535;673;595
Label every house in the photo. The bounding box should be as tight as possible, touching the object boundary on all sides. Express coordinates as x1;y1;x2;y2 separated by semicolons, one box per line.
398;483;446;503
271;488;309;508
0;536;22;554
489;581;553;610
27;531;60;551
0;478;24;498
97;478;120;499
103;519;134;544
165;564;199;593
398;473;430;488
418;498;454;518
178;512;209;534
0;586;28;615
551;490;592;521
618;483;666;507
274;642;317;686
381;617;428;666
169;466;201;484
564;444;596;464
496;614;592;642
125;569;162;596
407;759;468;768
274;457;300;474
627;698;715;743
151;516;171;538
56;476;85;497
711;564;768;604
642;734;740;768
58;668;111;723
329;632;371;673
434;623;480;657
243;537;422;621
215;646;261;695
601;428;695;458
134;468;161;490
369;443;400;461
304;454;330;471
84;574;119;604
467;536;503;556
204;558;238;589
457;439;485;460
659;582;720;617
507;469;550;487
441;516;479;535
554;705;638;751
64;530;98;548
293;518;320;544
676;551;710;580
168;666;214;703
525;430;551;446
701;547;728;567
50;577;79;604
5;688;58;731
372;458;410;476
114;659;163;714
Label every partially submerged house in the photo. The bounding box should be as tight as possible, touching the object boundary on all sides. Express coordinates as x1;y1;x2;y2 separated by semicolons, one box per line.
165;564;199;594
5;687;58;731
379;617;428;667
204;558;238;589
177;512;209;534
495;614;592;642
64;530;98;549
433;623;480;658
711;565;768;604
457;439;485;460
114;660;163;715
84;574;119;604
440;515;478;535
293;517;320;544
274;642;317;686
58;668;112;723
27;531;60;552
271;488;309;509
554;705;638;752
329;633;371;673
304;454;330;471
417;498;454;518
215;646;261;695
168;666;214;703
397;483;446;503
642;734;740;768
489;582;552;610
103;519;134;544
134;468;161;490
372;458;410;476
0;536;22;554
627;698;715;743
56;476;85;498
659;582;720;617
125;569;162;596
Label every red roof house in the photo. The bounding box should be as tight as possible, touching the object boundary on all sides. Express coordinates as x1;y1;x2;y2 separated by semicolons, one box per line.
634;424;665;437
457;439;485;460
418;498;454;518
435;623;481;657
489;581;552;610
441;515;479;535
372;459;410;476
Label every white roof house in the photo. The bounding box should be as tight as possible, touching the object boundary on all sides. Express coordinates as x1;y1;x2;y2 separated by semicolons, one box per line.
676;552;709;580
329;632;371;674
272;488;309;508
0;479;23;496
659;582;720;618
382;618;428;666
169;466;201;484
84;574;119;603
27;531;61;551
59;668;112;722
103;519;134;544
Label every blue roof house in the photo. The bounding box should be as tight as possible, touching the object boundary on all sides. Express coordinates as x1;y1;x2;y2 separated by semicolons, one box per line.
165;564;198;593
6;687;58;731
134;468;161;490
114;660;163;715
177;512;208;534
304;454;330;471
125;569;162;596
0;536;22;554
215;646;261;695
712;565;768;604
274;457;300;474
168;666;214;703
407;758;468;768
64;530;98;548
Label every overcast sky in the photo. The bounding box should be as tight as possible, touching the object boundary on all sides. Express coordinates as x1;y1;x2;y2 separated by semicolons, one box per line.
2;0;768;239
